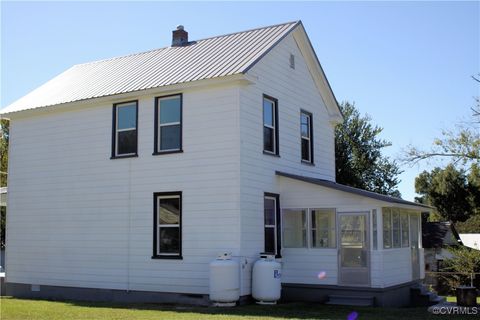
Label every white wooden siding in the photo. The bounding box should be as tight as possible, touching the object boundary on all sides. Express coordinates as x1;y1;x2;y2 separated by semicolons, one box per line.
6;85;242;294
238;33;338;293
380;249;413;287
5;30;423;297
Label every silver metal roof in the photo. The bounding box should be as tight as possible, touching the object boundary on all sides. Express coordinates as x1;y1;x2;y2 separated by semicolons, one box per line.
1;21;300;115
276;171;433;209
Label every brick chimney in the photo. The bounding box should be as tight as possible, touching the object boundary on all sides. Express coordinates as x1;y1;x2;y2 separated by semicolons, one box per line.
172;25;188;46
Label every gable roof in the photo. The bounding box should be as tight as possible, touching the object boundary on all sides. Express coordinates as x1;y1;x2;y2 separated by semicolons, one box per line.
276;171;433;209
2;22;299;114
422;221;462;248
3;20;341;117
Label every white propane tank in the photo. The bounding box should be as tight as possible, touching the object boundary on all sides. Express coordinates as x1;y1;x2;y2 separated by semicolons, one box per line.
209;252;240;306
252;253;282;304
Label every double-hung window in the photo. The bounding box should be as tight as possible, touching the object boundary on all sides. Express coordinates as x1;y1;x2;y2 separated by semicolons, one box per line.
264;193;281;257
300;111;313;163
153;192;182;259
112;101;138;158
154;94;182;154
263;95;279;155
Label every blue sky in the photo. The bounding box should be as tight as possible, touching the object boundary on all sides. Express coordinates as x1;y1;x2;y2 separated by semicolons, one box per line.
1;1;479;200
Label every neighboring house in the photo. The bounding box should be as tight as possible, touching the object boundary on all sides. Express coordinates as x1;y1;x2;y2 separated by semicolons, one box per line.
0;21;431;307
0;187;6;207
459;234;480;250
422;221;462;272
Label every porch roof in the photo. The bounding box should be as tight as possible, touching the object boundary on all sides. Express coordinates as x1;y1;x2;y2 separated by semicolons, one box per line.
276;171;433;209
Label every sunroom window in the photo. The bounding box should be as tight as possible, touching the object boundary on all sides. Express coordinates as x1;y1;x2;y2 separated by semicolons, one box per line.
392;210;401;248
383;208;413;249
311;209;335;248
282;208;336;249
383;209;392;249
283;209;307;248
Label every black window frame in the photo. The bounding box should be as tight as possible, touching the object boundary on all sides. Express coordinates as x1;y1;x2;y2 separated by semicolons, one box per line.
111;100;139;159
300;109;314;165
153;93;183;155
152;191;183;259
264;192;282;258
262;94;279;156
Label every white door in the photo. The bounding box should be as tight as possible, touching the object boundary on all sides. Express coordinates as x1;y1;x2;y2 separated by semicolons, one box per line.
338;212;370;286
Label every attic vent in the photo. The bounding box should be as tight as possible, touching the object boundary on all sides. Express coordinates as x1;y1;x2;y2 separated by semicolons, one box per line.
289;54;295;69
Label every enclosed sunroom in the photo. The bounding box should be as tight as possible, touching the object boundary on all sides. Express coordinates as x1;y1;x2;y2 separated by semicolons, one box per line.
275;172;430;307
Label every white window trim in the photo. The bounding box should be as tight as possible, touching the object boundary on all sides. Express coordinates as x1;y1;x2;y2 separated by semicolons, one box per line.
310;208;336;249
382;208;413;250
281;207;337;249
115;104;137;157
282;208;308;248
157;195;181;256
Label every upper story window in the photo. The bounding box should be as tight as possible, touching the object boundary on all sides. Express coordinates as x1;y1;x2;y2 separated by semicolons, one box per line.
264;193;281;257
154;94;182;154
153;192;182;259
112;101;138;158
301;110;313;164
263;95;279;155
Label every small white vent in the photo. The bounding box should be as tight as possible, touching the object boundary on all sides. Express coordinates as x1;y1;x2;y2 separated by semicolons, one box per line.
289;54;295;69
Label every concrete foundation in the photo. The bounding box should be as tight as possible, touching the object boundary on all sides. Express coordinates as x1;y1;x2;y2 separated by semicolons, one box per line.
281;281;421;307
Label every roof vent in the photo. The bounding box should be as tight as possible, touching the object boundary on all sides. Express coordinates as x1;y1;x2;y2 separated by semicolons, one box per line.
172;25;188;46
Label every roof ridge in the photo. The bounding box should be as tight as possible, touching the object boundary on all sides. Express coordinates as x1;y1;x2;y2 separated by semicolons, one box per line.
73;21;300;67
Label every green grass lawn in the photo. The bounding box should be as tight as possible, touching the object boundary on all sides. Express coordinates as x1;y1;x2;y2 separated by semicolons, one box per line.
446;296;480;303
0;297;475;320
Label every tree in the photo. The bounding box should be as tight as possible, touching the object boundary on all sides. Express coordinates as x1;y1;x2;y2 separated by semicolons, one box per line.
0;118;8;249
0;118;8;187
472;74;480;119
455;215;480;233
404;75;480;166
415;164;480;222
405;126;480;165
335;101;402;197
441;246;480;291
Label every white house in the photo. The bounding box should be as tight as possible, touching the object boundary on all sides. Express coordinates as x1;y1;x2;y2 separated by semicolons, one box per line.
0;21;431;307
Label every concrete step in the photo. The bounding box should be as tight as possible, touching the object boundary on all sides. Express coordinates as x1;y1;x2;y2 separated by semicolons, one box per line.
326;295;375;307
410;284;446;307
430;295;446;304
